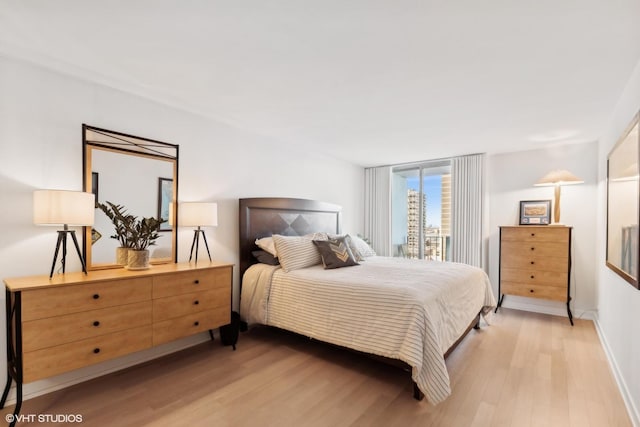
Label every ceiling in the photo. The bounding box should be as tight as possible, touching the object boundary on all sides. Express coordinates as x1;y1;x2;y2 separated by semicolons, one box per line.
1;1;639;167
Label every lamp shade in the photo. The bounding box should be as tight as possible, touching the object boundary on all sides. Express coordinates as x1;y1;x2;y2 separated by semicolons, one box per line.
534;170;584;186
179;202;218;227
33;190;95;226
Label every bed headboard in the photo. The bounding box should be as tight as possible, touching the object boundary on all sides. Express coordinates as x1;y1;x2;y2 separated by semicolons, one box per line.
238;197;342;279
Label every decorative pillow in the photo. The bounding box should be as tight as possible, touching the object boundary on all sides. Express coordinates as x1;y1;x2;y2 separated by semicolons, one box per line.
349;234;376;257
255;236;277;257
272;233;328;272
252;250;280;266
329;234;365;261
313;237;359;269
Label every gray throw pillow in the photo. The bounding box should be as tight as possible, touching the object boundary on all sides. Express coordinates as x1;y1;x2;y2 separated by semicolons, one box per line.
312;237;359;269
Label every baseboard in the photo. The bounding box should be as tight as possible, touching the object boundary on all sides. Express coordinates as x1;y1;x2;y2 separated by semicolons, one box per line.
594;319;640;427
501;298;597;321
2;332;213;407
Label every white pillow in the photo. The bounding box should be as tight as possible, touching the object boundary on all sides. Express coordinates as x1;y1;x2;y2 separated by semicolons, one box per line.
272;232;328;272
255;236;277;257
349;234;376;257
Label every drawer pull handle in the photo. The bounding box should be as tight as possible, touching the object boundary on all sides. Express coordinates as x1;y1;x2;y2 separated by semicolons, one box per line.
93;294;100;300
93;321;100;327
530;247;535;251
194;300;200;305
530;275;534;279
194;280;200;284
531;233;535;237
529;289;534;293
530;261;535;265
93;348;100;354
194;321;200;326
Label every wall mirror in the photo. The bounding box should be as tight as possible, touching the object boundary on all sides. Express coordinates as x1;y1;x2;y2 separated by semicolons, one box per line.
606;112;639;289
82;124;179;270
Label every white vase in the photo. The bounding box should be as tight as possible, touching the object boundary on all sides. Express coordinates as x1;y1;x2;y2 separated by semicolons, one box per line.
116;247;129;266
127;249;150;270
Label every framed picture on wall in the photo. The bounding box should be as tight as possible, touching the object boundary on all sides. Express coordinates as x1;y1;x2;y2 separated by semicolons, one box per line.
519;200;551;225
157;177;173;231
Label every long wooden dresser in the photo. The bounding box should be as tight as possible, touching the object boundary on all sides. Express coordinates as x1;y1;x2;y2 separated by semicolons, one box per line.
496;226;573;325
1;261;233;425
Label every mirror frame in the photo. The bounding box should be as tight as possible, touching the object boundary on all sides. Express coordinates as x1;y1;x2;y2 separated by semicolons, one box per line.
82;124;179;270
606;112;640;289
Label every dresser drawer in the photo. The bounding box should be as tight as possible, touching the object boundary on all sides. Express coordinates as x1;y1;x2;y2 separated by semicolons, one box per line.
153;288;230;322
22;301;152;352
501;282;567;301
501;227;570;243
23;325;152;382
153;267;231;298
500;268;568;287
500;251;568;272
21;278;152;321
153;307;230;346
501;241;568;258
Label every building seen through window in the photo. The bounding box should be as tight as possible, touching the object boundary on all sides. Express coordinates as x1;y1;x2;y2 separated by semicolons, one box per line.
392;161;451;261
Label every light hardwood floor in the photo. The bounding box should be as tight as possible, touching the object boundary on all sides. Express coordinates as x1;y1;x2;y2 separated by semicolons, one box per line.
1;308;631;426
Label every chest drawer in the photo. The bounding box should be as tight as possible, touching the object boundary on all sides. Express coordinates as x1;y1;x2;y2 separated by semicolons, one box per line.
22;301;152;352
501;227;570;243
153;266;232;298
23;325;152;383
501;241;568;258
500;268;568;287
500;251;568;272
153;307;230;346
501;281;566;301
21;278;152;321
153;288;230;322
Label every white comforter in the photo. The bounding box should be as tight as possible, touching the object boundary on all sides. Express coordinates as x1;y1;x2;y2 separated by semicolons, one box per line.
240;256;495;404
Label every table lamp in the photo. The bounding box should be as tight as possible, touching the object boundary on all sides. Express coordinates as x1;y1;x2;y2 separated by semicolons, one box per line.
179;202;218;263
33;190;95;278
534;170;583;225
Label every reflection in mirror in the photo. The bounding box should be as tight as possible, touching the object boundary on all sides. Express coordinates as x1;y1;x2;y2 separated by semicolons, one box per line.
82;125;179;270
606;112;639;289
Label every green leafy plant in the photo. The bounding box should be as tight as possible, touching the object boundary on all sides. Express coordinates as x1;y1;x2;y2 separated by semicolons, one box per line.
127;216;165;251
97;201;135;247
98;201;166;250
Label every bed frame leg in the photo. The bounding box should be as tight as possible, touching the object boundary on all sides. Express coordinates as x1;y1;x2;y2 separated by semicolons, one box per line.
413;382;424;401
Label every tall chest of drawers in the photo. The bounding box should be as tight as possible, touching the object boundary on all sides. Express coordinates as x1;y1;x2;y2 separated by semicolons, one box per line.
1;261;233;425
496;226;573;325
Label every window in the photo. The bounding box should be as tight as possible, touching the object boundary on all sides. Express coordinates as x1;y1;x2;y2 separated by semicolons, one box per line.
391;161;451;261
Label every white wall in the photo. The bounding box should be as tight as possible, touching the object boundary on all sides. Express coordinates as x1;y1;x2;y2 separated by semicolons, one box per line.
0;55;364;403
596;59;640;426
488;142;599;318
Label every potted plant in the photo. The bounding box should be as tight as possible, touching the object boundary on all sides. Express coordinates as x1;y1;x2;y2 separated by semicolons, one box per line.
97;201;135;265
125;216;165;270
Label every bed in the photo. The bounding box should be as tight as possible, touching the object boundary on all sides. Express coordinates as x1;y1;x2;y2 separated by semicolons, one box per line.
238;197;495;404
